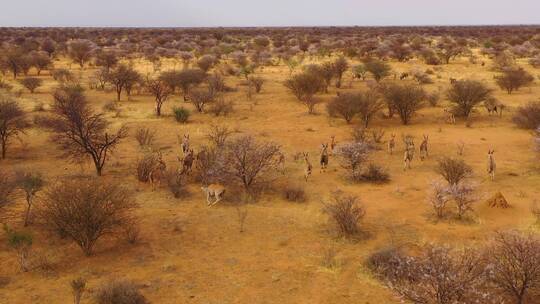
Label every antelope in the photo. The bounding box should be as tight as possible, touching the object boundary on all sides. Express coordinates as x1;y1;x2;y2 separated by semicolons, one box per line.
201;184;226;206
444;108;456;124
388;133;396;155
180;134;190;155
277;151;286;174
149;152;166;191
484;98;505;117
178;149;194;175
320;144;329;172
450;78;457;84
303;152;313;181
399;72;409;80
419;135;429;160
403;138;415;170
330;136;337;155
487;150;496;181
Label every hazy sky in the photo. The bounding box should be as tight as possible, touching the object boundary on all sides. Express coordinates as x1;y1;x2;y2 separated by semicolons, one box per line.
1;0;539;27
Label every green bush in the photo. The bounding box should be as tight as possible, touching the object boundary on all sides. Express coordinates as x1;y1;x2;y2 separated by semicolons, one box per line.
173;107;190;123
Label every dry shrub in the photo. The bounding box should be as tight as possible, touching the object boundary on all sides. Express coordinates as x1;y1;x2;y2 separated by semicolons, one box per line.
208;98;234;116
365;246;407;283
0;172;15;212
38;178;136;256
335;141;372;181
436;157;472;186
134;127;155;148
512;101;540;129
351;126;368;143
164;169;189;199
223;135;282;196
447;183;477;220
323;191;365;237
486;231;540;304
122;222;141;245
194;145;227;185
205;124;234;147
95;279;148;304
366;244;496;304
282;183;306;203
428;181;451;219
189;88;216;112
102;101;118;112
359;163;390;183
248;76;264;93
426;91;440;107
136;154;158;182
370;128;385;144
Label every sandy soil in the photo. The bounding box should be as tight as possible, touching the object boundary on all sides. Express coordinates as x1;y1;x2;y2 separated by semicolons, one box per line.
0;53;539;304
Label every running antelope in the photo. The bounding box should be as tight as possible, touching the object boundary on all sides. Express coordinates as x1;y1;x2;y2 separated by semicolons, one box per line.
303;152;313;181
419;135;429;160
444;108;456;124
180;134;190;155
403;138;415;170
201;184;226;206
178;149;194;175
487;150;496;181
320;144;329;172
149;152;166;191
330;136;337;155
388;133;396;155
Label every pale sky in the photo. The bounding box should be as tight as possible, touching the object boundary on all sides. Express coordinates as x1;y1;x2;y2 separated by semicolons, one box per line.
1;0;539;27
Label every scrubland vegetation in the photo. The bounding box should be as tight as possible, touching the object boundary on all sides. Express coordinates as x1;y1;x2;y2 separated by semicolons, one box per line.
1;26;540;303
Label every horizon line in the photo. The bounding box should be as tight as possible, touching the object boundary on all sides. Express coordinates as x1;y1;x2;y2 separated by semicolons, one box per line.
1;24;540;29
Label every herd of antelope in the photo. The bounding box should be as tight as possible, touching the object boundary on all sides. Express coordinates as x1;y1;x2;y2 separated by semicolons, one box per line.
145;128;497;206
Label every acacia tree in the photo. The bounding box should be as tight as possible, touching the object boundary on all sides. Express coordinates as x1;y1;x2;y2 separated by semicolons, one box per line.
41;39;56;58
39;178;135;256
68;40;94;69
189;88;217;113
327;90;383;126
284;71;323;114
364;59;392;82
146;78;172;116
0;98;29;159
18;77;43;93
332;56;349;88
30;52;52;76
495;67;534;94
94;50;119;72
43;86;127;176
327;93;361;124
107;64;140;101
224;135;281;196
447;80;492;118
357;89;384;128
1;47;28;79
175;69;207;101
15;170;44;226
382;83;426;125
